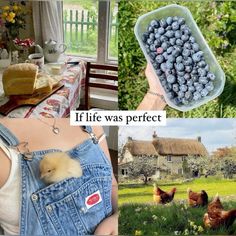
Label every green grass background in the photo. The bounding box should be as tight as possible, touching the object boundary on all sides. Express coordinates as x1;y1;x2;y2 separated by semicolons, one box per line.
119;177;236;235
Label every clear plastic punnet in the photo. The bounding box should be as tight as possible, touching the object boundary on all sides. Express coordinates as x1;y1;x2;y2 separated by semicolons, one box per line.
134;4;225;112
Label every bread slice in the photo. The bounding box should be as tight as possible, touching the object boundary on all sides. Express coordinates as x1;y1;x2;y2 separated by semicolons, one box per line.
34;74;53;94
3;63;38;95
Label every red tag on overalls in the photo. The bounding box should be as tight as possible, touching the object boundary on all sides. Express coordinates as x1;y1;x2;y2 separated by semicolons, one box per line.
85;190;102;209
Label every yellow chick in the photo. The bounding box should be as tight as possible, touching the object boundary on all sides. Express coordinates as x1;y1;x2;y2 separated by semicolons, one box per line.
39;152;83;184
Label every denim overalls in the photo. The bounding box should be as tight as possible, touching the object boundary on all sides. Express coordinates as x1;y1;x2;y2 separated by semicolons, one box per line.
0;124;113;236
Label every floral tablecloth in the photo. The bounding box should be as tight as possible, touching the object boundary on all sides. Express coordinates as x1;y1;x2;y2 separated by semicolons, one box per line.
0;60;86;118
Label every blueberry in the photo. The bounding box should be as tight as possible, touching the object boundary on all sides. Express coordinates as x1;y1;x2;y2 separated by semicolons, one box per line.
193;91;201;101
154;39;161;47
155;33;161;39
175;30;182;39
147;38;154;45
161;79;167;86
177;76;186;84
205;82;214;91
160;62;167;72
185;66;192;73
152;62;159;70
192;43;200;52
149;52;156;60
167;46;174;54
198;68;207;77
156;47;164;54
160;35;168;42
156;69;163;76
180;84;188;92
192;53;202;62
191;69;197;75
149;33;155;40
198;60;206;68
157;27;165;35
176;39;184;46
165;30;174;38
189;36;195;43
184;73;191;80
147;26;154;33
177;71;185;77
149;44;156;51
195;83;204;92
156;55;164;64
182;98;189;105
161;42;169;51
163;52;168;60
167;91;175;99
201;88;209;97
150;19;159;28
181;34;189;42
178;91;185;98
183;57;193;66
166;16;173;25
173;16;179;21
188;86;195;92
167;55;175;63
160;19;168;28
185;91;193;100
178;17;185;25
167;74;176;83
169;38;176;46
166;61;174;70
173;97;181;105
165;69;172;76
172;48;181;57
207;72;216;81
142;32;149;43
187;79;193;86
176;63;185;71
172;83;179;92
183;42;191;49
182;49;191;57
183;28;191;35
199;77;208;85
176;56;183;63
172;21;180;30
166;26;172;31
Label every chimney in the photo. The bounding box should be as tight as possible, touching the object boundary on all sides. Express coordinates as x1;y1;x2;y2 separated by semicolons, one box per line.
197;136;201;142
128;136;133;141
153;131;158;140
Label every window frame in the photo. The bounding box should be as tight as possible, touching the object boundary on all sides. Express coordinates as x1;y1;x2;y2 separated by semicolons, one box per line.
167;155;172;162
63;0;117;65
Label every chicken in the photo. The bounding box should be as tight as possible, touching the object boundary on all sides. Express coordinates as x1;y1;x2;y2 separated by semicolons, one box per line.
39;152;83;184
203;193;236;229
153;183;176;204
187;188;208;207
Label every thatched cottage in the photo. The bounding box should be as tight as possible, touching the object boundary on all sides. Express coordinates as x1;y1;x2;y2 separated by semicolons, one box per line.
119;131;208;179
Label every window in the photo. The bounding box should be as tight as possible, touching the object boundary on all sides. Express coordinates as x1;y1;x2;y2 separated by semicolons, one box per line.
167;155;172;162
178;168;183;175
182;156;185;161
63;0;118;63
121;168;128;176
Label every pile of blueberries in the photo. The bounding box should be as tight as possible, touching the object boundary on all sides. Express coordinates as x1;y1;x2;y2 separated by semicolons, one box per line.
142;16;216;106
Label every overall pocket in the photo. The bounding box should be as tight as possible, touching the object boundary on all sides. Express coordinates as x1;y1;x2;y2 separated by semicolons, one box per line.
43;176;112;235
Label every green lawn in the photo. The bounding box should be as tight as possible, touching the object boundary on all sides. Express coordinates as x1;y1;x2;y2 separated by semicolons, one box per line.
119;177;236;204
119;178;236;235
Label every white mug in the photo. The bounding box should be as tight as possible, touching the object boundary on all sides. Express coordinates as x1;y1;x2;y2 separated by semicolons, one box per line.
26;53;44;69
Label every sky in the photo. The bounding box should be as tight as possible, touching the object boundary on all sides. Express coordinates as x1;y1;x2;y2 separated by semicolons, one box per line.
118;119;236;153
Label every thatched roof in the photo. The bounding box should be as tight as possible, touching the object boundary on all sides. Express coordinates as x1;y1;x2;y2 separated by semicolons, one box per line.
125;140;159;156
153;137;208;156
125;137;208;157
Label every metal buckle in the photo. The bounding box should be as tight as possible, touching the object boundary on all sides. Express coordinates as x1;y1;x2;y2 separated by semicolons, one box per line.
10;142;34;161
89;132;98;144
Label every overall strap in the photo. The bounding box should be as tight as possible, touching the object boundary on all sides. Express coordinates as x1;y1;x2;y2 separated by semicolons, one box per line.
81;126;98;144
0;123;19;147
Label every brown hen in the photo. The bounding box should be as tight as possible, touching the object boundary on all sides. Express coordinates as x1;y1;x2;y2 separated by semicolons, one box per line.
153;183;176;204
187;188;208;207
203;194;236;229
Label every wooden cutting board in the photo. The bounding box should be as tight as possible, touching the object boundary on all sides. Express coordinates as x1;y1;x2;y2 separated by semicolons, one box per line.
0;83;64;115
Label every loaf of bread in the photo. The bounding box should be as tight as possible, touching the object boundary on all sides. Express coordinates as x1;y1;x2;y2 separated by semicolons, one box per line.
34;74;53;94
2;63;38;95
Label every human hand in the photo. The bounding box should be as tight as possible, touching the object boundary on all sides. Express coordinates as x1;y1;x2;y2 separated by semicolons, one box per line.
94;213;118;235
145;63;165;95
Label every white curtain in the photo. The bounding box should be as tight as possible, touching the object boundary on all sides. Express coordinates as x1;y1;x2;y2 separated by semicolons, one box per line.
32;0;64;47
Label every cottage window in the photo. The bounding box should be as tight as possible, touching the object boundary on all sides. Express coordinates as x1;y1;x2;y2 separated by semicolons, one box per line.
178;168;183;175
121;168;128;176
182;156;185;161
167;155;172;162
63;0;118;63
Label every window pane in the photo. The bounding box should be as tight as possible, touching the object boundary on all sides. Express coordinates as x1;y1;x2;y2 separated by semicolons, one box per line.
108;0;118;60
63;0;98;57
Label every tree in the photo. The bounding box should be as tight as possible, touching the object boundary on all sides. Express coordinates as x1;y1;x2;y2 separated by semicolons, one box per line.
127;154;157;184
221;159;236;179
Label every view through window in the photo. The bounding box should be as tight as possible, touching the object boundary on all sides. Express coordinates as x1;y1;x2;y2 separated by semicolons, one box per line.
63;0;118;61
